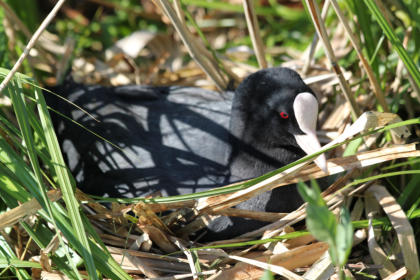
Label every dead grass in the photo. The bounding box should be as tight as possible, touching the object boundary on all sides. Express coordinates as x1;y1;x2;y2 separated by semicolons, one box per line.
0;0;419;279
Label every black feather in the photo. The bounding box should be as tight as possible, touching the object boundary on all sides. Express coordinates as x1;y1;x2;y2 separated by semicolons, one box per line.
47;67;318;240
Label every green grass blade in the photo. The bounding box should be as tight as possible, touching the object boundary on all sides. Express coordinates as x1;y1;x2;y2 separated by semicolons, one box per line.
6;80;84;279
363;0;420;87
94;117;420;204
352;0;379;74
35;85;132;279
181;0;303;20
0;85;131;278
0;235;32;279
34;83;98;279
0;258;42;269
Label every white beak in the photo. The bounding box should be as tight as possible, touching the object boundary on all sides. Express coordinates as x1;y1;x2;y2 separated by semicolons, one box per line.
293;92;328;173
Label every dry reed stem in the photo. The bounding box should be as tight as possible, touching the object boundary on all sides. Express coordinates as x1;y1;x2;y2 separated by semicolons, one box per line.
172;0;229;86
0;0;66;93
153;0;228;90
260;196;342;241
0;190;61;230
304;0;360;120
172;238;200;280
302;0;330;75
197;160;307;213
321;96;350;131
241;207;307;239
196;112;412;214
365;194;397;278
0;1;57;65
213;242;329;280
242;0;267;69
323;112;409;147
123;252;160;277
367;185;420;277
392;27;420;103
110;253;172;275
330;0;389;112
173;0;187;28
302;251;334;279
141;201;195;213
215;208;287;222
143;143;418;238
228;255;304;280
302;72;337;85
383;267;408;280
172;0;242;87
244;183;367;241
211;142;413;223
134;202;179;253
145;270;218;280
55;37;75;83
107;246;189;263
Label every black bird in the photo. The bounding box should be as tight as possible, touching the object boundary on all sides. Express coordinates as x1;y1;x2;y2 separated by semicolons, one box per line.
48;67;326;240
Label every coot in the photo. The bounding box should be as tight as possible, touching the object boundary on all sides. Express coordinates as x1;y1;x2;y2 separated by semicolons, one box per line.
49;67;326;239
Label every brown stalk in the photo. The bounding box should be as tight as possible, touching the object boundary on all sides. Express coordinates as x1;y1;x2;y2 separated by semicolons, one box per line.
367;185;420;277
302;0;330;75
171;237;200;280
249;183;368;240
196;111;412;214
330;0;389;112
242;0;267;69
143;142;419;214
365;191;398;278
0;1;57;65
0;0;66;93
172;0;187;28
392;27;420;104
172;0;241;87
213;242;329;280
154;0;228;90
197;137;416;239
302;251;334;279
0;190;62;230
383;267;408;280
215;208;287;222
304;0;360;120
228;254;305;279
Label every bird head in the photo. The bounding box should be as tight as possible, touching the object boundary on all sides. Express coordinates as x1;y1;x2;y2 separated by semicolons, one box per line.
232;67;327;172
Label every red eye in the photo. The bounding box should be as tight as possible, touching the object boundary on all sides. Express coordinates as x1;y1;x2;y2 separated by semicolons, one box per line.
280;112;289;119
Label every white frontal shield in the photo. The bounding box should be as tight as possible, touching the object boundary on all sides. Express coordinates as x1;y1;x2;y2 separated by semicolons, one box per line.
293;92;327;172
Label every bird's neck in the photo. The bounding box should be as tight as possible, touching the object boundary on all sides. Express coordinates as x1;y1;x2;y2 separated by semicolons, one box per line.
228;105;304;181
228;140;304;181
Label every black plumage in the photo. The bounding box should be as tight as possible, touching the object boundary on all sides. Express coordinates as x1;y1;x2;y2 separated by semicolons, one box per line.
48;67;325;240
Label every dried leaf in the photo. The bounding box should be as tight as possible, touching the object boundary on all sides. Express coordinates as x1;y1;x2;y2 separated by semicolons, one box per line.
213;242;328;280
0;190;61;230
367;185;420;277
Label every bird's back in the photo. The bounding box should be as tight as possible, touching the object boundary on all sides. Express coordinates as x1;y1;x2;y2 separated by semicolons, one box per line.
48;81;234;198
48;68;320;240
